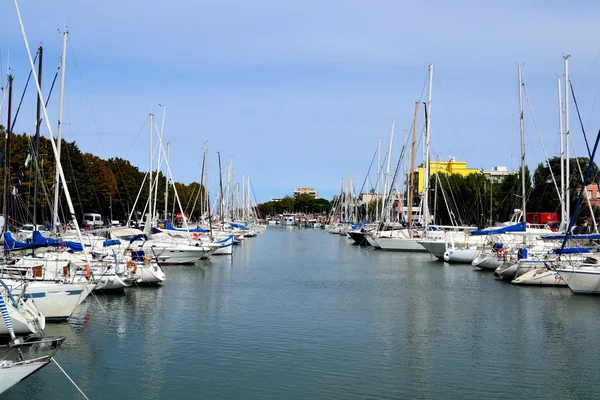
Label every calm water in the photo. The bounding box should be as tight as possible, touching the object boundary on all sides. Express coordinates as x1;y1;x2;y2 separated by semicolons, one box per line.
5;227;600;399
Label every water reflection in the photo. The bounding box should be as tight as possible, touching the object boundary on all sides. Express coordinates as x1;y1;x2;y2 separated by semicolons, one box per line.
5;228;600;399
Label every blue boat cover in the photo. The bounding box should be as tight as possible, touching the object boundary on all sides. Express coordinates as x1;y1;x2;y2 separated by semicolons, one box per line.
163;220;208;233
130;234;149;243
103;239;121;247
552;247;591;254
229;222;248;230
471;222;526;236
4;231;83;252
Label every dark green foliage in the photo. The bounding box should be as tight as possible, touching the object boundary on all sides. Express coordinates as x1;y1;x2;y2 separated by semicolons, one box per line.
0;126;206;226
256;195;332;217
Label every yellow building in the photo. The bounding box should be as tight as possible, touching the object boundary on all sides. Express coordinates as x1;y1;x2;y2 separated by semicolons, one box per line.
416;158;481;193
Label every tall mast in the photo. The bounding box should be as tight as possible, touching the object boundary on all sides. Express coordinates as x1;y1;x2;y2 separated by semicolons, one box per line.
376;137;380;222
423;64;433;235
164;142;170;220
148;112;153;226
3;75;13;234
217;151;224;222
409;101;419;229
557;75;566;230
518;65;526;223
32;46;43;227
380;118;395;221
564;56;570;224
53;30;67;233
200;142;206;218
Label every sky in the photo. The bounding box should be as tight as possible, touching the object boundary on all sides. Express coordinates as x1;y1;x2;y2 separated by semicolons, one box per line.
1;0;600;204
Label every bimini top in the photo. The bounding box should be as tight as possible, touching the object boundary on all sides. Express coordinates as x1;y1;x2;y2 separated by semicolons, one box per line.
163;219;208;233
471;222;526;236
3;231;83;252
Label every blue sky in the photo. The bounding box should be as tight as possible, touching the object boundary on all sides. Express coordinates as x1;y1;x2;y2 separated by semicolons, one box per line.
1;0;600;204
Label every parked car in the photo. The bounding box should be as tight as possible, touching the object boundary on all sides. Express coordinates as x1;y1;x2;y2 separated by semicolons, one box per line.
17;224;50;242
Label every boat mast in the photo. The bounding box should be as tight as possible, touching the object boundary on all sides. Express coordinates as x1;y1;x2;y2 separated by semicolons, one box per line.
423;64;433;236
409;101;419;229
380;118;395;222
557;75;566;231
53;30;67;233
32;45;43;227
376;137;380;222
217;151;224;223
164;142;170;220
148;112;153;228
2;75;12;234
564;56;570;226
518;65;526;224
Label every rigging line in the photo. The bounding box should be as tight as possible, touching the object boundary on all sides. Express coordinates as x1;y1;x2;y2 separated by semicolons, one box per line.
434;71;467;162
63;140;84;216
559;128;600;253
9;52;37;132
102;116;150;222
66;41;107;156
52;358;90;399
522;83;561;203
570;81;600;188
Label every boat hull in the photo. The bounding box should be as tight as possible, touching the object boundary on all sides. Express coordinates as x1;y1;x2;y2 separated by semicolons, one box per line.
512;268;567;286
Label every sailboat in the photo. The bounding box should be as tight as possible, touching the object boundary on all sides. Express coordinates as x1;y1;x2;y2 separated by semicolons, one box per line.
472;65;553;270
0;284;63;395
370;64;442;252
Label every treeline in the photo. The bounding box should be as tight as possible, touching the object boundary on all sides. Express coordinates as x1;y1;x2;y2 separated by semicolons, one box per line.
430;156;596;227
0;125;206;227
257;194;332;216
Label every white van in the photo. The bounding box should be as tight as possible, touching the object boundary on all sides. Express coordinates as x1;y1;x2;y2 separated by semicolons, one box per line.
83;213;103;228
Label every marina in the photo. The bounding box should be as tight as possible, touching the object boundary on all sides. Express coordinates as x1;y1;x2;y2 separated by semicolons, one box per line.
4;227;600;399
2;0;600;397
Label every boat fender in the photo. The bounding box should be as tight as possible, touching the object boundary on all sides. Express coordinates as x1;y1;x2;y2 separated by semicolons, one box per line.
496;248;505;260
85;265;92;280
126;260;137;274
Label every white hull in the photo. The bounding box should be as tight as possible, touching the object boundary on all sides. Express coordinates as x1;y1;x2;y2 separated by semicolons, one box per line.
472;253;505;270
374;237;427;252
418;240;446;259
556;265;600;294
443;247;480;264
0;360;48;394
5;280;94;321
0;296;44;336
212;235;234;255
93;273;133;291
512;268;567;286
365;235;380;248
134;264;166;284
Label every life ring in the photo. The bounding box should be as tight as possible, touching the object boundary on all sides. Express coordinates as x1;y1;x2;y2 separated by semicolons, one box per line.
126;260;137;274
84;265;92;280
496;248;505;260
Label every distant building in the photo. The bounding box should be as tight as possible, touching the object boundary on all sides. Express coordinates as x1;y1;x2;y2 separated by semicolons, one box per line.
294;187;318;198
271;197;283;202
583;184;600;207
481;166;517;183
416;157;481;192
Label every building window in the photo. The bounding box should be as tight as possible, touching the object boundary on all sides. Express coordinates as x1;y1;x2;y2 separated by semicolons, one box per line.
587;190;593;199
